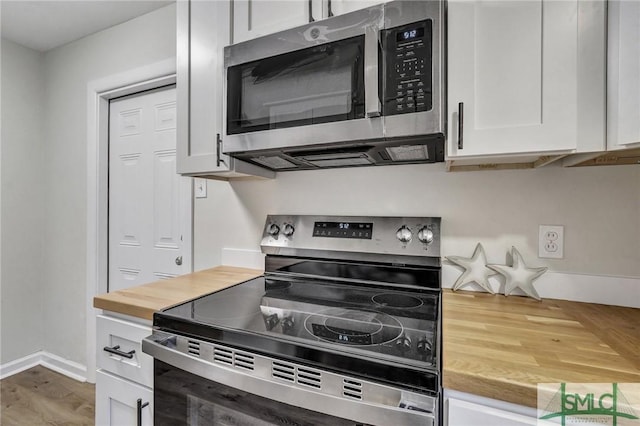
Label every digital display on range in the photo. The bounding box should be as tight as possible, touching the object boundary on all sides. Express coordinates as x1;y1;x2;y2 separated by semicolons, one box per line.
311;324;372;345
397;27;425;42
313;222;373;239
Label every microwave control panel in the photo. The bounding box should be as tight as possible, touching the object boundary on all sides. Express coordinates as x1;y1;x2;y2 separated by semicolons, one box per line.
382;20;433;116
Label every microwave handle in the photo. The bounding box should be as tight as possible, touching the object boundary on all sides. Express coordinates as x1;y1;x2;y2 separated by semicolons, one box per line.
364;24;381;118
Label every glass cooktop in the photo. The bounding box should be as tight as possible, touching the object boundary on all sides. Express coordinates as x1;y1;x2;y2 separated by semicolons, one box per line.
156;276;439;368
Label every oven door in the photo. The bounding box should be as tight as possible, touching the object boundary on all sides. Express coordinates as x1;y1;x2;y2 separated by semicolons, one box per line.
223;5;384;154
154;360;364;426
143;332;437;426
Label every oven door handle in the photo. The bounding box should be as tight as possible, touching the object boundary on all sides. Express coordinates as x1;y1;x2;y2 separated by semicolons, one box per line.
142;332;436;426
364;23;381;118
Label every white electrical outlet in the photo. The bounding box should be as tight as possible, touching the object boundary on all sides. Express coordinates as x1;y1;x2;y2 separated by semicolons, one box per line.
539;225;564;259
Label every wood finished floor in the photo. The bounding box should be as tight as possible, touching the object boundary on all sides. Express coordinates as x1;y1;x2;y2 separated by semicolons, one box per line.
1;366;95;425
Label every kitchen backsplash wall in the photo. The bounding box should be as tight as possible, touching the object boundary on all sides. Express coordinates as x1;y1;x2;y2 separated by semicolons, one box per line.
194;163;640;278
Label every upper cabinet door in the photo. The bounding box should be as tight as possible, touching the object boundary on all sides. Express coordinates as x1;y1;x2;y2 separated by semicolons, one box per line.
176;0;230;174
233;0;317;43
447;0;606;158
176;0;274;178
608;0;640;149
326;0;390;17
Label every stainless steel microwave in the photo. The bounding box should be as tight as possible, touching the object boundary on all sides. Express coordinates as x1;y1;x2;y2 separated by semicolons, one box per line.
223;1;445;171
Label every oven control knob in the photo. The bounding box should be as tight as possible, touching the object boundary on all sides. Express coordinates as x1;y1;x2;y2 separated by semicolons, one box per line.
396;226;412;243
417;337;433;354
281;316;295;333
264;314;280;330
267;223;280;236
395;335;412;352
282;224;295;237
417;227;434;244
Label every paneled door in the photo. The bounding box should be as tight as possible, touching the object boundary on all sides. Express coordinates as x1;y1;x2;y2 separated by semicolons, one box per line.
108;87;192;292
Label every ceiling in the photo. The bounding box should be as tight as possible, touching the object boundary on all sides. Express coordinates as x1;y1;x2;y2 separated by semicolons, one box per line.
1;1;173;52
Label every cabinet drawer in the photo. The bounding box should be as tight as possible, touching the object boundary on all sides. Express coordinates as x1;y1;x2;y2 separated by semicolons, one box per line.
97;315;153;388
95;369;153;426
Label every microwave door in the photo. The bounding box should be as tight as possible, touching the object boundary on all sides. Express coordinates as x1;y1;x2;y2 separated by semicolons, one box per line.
223;5;385;154
226;37;366;136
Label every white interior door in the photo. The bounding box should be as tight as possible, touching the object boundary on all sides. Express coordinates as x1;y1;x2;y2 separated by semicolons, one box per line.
108;86;192;292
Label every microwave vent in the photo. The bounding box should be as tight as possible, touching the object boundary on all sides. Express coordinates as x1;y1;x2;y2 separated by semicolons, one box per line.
306;157;371;167
385;145;430;162
292;147;374;168
252;156;297;169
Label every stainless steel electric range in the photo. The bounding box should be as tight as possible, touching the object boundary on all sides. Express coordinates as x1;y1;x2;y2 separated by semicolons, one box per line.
143;215;442;425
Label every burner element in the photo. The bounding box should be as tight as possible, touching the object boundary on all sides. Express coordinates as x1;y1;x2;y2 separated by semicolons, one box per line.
372;293;424;309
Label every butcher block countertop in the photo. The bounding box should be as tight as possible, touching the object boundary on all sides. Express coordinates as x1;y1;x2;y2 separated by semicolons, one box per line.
443;290;640;408
93;266;262;320
95;270;640;409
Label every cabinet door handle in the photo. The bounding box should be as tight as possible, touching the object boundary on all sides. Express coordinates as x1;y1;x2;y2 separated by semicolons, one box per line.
137;398;149;426
216;133;222;167
103;345;135;359
308;0;315;22
327;0;334;17
458;102;464;150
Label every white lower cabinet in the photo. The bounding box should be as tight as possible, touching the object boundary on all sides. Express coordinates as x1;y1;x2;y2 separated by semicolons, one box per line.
447;398;537;426
95;314;153;426
96;370;153;426
445;390;556;426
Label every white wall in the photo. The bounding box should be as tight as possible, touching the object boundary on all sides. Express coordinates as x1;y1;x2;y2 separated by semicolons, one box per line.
0;39;46;364
40;4;176;366
194;163;640;279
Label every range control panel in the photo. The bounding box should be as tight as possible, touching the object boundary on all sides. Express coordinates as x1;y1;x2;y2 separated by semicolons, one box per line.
382;20;433;116
260;215;441;264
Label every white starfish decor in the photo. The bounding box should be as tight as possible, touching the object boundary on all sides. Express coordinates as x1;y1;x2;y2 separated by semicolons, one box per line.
488;247;547;301
446;243;497;294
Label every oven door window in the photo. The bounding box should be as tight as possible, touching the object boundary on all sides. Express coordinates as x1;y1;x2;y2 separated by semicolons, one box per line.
155;360;371;426
227;36;366;135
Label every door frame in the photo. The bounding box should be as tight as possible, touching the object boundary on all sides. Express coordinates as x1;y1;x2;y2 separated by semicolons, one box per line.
86;59;193;383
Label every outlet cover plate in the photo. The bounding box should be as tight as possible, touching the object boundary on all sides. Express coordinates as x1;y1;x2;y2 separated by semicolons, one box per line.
539;225;564;259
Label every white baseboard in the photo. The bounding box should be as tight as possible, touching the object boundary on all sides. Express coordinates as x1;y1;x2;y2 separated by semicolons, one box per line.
0;351;87;382
0;352;41;380
443;265;640;308
39;352;87;382
222;248;264;270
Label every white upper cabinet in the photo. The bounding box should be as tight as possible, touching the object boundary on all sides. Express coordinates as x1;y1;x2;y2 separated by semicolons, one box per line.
607;0;640;149
233;0;318;43
447;0;606;159
232;0;390;43
327;0;390;17
176;0;274;179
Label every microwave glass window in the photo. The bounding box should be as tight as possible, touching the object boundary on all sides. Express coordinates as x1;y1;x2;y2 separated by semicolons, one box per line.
382;20;432;117
227;36;365;135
